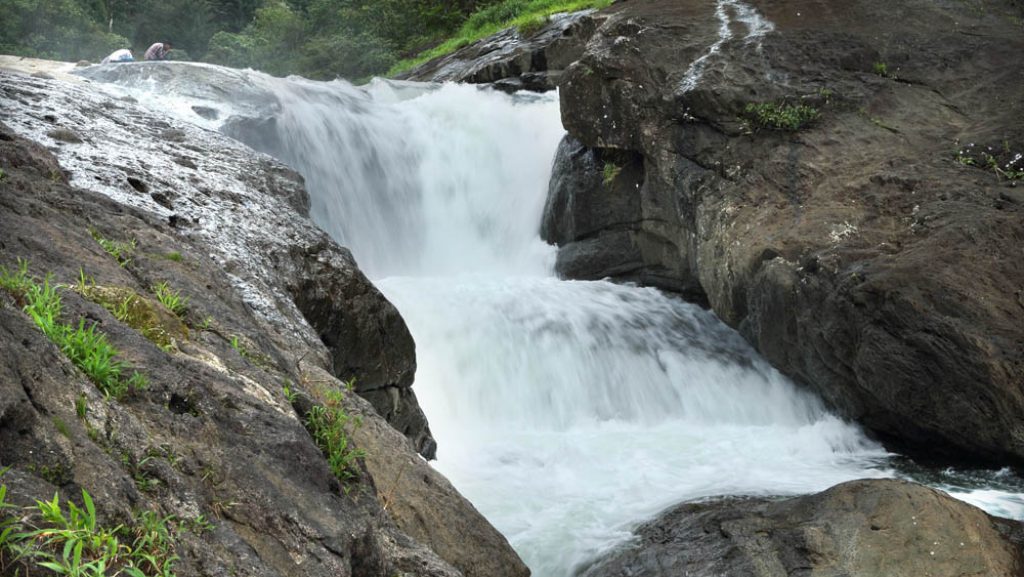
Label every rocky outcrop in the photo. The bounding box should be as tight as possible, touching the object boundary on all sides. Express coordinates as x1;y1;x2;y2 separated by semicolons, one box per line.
581;479;1024;577
6;65;437;459
398;10;599;92
0;67;527;576
543;0;1024;464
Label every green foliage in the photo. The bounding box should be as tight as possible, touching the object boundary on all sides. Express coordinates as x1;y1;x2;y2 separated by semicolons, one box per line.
388;0;613;75
873;61;889;77
742;102;820;132
76;393;89;420
90;229;136;268
0;0;131;61
282;380;298;404
602;162;621;187
305;390;366;485
151;282;188;318
160;252;183;263
8;262;147;400
0;0;612;79
0;488;179;577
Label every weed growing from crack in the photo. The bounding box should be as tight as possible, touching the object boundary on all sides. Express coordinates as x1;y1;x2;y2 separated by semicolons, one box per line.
90;229;137;267
602;162;622;187
306;389;366;487
2;262;147;399
151;282;188;318
0;488;179;577
742;102;820;131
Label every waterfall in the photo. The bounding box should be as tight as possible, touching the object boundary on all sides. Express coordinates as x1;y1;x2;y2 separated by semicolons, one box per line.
81;62;1024;577
235;78;890;574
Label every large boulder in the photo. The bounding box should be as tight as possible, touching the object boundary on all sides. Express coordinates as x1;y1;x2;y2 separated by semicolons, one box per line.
582;479;1024;577
544;0;1024;464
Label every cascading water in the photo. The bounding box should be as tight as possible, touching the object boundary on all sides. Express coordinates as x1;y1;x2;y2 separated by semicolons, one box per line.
232;78;892;574
86;63;1024;576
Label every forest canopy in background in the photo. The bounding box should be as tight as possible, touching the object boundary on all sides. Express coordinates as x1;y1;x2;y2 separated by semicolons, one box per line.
0;0;511;80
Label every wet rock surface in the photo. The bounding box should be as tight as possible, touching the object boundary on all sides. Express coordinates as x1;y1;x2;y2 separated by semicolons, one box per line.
1;67;436;458
0;68;527;576
543;0;1024;464
398;10;600;92
581;479;1024;577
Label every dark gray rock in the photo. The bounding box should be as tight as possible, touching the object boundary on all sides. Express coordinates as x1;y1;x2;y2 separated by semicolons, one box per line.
582;479;1024;577
546;0;1024;465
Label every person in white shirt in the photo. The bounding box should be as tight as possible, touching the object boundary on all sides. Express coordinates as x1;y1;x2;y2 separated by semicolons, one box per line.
101;48;134;64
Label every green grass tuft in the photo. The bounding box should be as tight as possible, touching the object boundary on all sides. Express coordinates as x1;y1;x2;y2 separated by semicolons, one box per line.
602;162;621;187
90;229;137;267
6;262;148;399
743;102;820;132
0;488;179;577
152;282;189;318
306;390;366;486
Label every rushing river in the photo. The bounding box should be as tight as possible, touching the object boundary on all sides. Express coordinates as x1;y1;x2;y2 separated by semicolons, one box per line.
85;63;1024;576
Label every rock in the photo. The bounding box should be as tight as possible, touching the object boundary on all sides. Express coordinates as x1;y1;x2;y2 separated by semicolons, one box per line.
1;69;437;458
545;0;1024;464
581;479;1024;577
399;10;600;91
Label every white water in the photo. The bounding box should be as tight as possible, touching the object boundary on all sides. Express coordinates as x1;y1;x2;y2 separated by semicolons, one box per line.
239;79;892;574
94;65;1024;576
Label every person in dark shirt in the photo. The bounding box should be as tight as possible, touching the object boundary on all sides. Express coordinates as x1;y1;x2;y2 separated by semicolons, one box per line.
144;42;173;61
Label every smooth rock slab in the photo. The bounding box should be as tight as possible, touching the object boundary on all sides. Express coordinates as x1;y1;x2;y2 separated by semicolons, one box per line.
582;479;1024;577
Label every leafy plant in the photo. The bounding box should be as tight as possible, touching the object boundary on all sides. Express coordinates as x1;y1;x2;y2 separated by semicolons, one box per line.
742;102;820;131
305;390;366;485
151;282;188;318
76;394;89;420
10;263;147;399
602;162;621;187
0;488;179;577
90;229;137;267
282;381;298;404
873;61;889;77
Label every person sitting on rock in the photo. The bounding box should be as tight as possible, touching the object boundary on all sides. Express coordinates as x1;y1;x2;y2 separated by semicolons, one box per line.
101;48;134;64
144;41;173;61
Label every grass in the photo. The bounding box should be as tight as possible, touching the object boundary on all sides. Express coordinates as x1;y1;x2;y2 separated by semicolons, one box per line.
75;394;89;420
388;0;614;76
305;389;366;486
90;229;137;267
742;102;820;132
159;252;183;263
602;162;621;186
0;488;178;577
1;261;147;400
873;61;889;77
151;282;188;318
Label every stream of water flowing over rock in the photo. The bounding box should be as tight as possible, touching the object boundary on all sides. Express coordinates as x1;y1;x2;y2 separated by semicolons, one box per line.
83;63;1024;576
